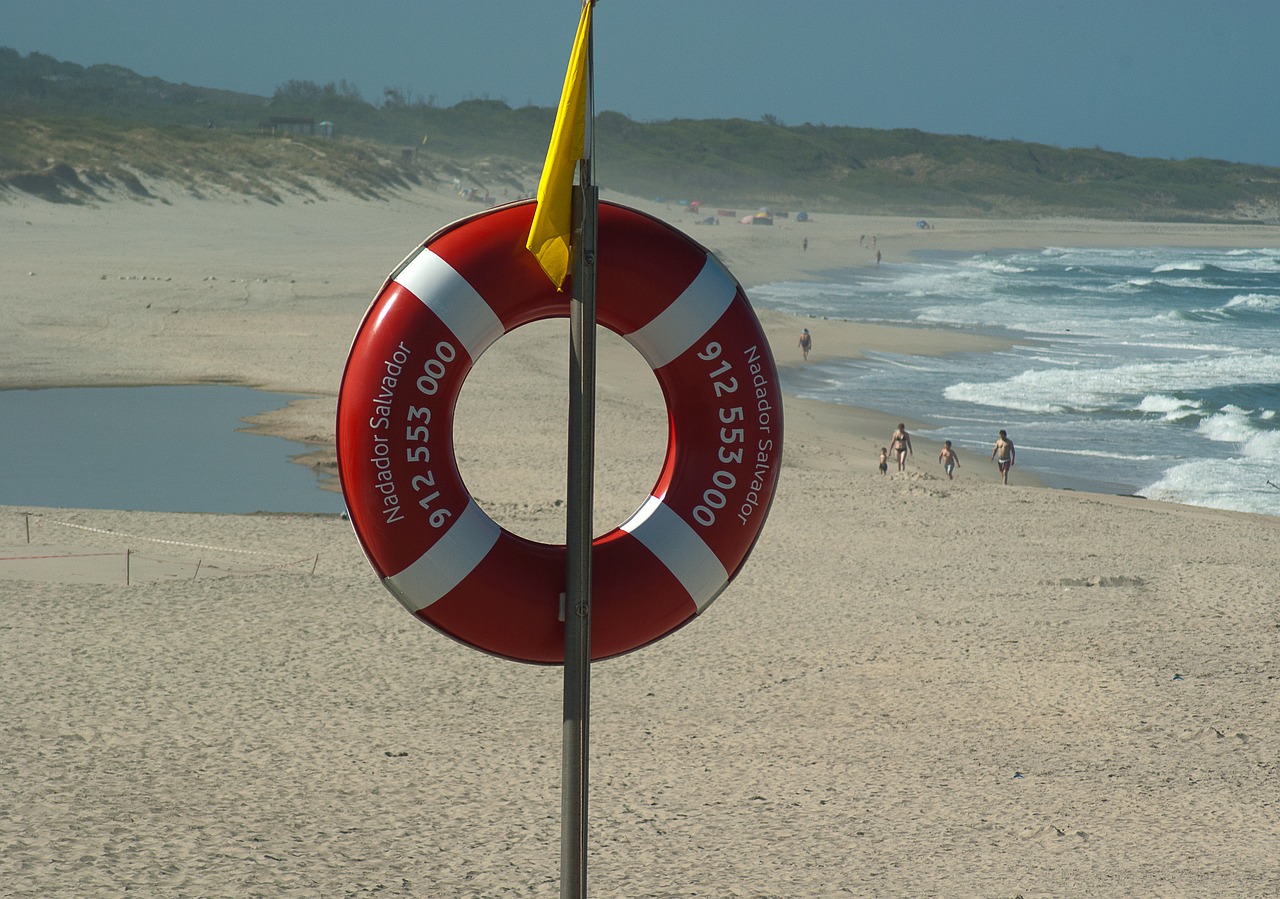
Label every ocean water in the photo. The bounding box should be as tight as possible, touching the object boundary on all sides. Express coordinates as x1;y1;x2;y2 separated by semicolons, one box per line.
753;245;1280;518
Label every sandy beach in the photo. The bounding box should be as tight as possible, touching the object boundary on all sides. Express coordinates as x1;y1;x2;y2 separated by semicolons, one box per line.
3;183;1280;896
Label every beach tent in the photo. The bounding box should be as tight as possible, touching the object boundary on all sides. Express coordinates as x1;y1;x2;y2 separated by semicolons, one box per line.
796;211;810;222
753;207;773;225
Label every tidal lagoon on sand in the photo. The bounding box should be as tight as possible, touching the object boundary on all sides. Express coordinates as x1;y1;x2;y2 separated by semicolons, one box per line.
0;385;340;514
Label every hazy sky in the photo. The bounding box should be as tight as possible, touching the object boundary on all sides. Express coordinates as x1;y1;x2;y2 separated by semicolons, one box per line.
9;0;1278;166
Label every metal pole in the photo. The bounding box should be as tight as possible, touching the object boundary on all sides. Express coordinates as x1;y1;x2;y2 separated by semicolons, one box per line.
562;176;597;899
562;9;597;896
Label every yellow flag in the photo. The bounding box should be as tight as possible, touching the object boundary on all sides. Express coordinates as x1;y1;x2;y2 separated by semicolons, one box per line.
526;1;592;290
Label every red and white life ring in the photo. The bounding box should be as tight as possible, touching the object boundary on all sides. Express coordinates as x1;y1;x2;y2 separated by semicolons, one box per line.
337;200;782;663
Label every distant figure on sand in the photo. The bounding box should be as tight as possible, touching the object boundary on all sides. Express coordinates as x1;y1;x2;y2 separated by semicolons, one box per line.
990;430;1015;484
875;249;882;266
878;447;889;475
889;423;912;471
798;328;812;360
938;440;960;479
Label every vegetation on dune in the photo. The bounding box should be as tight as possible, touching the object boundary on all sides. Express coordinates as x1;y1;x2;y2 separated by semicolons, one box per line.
2;47;1279;223
0;115;434;205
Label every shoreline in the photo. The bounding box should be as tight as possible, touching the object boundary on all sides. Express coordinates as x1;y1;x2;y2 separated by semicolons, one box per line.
5;185;1279;514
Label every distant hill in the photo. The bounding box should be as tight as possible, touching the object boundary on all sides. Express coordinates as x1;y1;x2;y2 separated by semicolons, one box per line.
3;47;1279;223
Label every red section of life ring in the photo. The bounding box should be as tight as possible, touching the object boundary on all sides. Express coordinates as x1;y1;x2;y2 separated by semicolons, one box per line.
336;200;782;663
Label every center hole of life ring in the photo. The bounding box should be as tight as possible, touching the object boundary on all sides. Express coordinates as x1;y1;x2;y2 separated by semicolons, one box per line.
452;318;668;544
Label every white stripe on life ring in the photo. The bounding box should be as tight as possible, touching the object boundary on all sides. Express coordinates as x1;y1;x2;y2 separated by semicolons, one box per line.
621;495;728;612
394;249;505;357
384;498;501;614
625;254;738;368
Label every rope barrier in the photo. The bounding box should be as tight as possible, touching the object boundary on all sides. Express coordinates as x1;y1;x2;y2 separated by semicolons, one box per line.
6;513;323;581
0;547;320;578
0;552;121;562
125;551;318;575
23;513;304;558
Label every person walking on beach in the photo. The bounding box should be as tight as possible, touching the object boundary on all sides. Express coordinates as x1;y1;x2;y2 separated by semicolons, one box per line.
798;328;812;361
889;423;912;471
938;440;960;479
878;447;889;475
990;430;1015;485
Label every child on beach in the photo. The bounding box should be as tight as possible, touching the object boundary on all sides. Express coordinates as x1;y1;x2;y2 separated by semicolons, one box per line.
878;447;889;475
938;440;960;479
